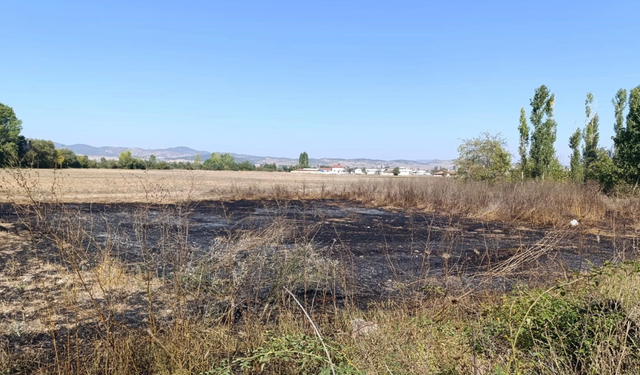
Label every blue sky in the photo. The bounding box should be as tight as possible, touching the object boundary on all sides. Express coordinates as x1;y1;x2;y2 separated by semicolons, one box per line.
2;0;639;161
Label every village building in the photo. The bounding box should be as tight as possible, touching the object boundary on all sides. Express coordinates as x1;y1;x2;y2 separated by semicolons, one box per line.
331;164;347;174
398;167;413;176
365;168;381;175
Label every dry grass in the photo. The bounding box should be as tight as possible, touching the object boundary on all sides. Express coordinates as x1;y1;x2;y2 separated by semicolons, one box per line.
0;169;369;203
2;169;640;228
2;169;640;374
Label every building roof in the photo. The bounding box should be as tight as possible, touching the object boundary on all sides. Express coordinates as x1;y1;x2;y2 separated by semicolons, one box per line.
331;164;346;168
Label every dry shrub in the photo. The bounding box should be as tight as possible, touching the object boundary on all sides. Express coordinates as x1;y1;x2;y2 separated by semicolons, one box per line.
337;178;613;226
182;221;341;321
4;168;640;227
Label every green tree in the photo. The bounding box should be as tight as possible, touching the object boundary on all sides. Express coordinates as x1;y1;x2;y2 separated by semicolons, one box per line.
529;85;558;180
23;139;56;168
203;153;238;170
99;157;118;169
392;167;400;176
614;85;640;189
517;107;530;180
548;157;568;181
582;93;600;180
148;155;157;168
58;148;79;168
257;163;277;172
612;88;628;157
0;103;24;167
591;148;619;192
55;149;65;168
569;127;583;182
118;151;134;169
77;155;96;168
221;153;236;170
238;160;256;171
117;150;145;169
77;155;89;168
298;152;309;168
455;132;512;182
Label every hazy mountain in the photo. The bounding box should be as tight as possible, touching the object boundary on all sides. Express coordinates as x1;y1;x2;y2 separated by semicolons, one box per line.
54;143;455;169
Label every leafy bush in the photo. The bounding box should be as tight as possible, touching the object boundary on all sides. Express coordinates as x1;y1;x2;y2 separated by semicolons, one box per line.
479;281;640;373
204;333;361;375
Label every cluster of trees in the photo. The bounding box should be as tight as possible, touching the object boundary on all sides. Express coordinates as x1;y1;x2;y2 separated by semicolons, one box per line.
0;102;296;172
0;113;96;169
457;84;640;191
0;103;26;167
201;153;260;171
94;152;289;171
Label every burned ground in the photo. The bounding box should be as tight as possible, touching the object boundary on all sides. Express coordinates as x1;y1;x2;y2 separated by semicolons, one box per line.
1;198;639;369
0;199;634;299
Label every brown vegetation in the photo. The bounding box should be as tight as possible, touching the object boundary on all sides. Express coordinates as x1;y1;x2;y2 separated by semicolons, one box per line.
1;169;640;374
2;169;639;228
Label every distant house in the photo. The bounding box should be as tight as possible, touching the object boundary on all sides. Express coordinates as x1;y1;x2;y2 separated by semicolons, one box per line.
398;167;413;176
432;170;455;177
292;165;349;174
366;168;381;175
331;164;347;174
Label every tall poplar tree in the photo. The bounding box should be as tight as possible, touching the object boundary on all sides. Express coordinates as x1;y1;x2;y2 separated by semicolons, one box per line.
612;88;628;157
613;86;640;188
528;85;558;180
517;107;529;180
569;127;583;182
583;93;600;179
298;152;309;168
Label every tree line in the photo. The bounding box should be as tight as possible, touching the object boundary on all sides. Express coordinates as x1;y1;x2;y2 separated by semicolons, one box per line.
456;84;640;192
0;102;295;172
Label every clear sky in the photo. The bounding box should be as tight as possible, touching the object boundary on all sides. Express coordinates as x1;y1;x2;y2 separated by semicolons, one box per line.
2;0;639;162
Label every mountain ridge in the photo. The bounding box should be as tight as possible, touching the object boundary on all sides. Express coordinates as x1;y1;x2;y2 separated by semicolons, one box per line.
53;143;455;169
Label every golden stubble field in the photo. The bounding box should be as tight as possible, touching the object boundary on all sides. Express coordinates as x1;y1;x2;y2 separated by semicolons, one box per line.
0;169;393;203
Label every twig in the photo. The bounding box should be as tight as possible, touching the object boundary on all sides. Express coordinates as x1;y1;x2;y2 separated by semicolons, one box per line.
284;287;336;375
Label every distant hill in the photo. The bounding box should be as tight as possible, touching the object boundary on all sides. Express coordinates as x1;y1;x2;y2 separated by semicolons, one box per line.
53;143;455;170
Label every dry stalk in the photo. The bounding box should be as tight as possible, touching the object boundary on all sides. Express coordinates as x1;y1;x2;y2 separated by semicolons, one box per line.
284;287;336;375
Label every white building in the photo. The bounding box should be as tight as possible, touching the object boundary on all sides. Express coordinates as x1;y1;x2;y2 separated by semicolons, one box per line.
365;168;381;175
398;167;413;176
331;164;347;174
